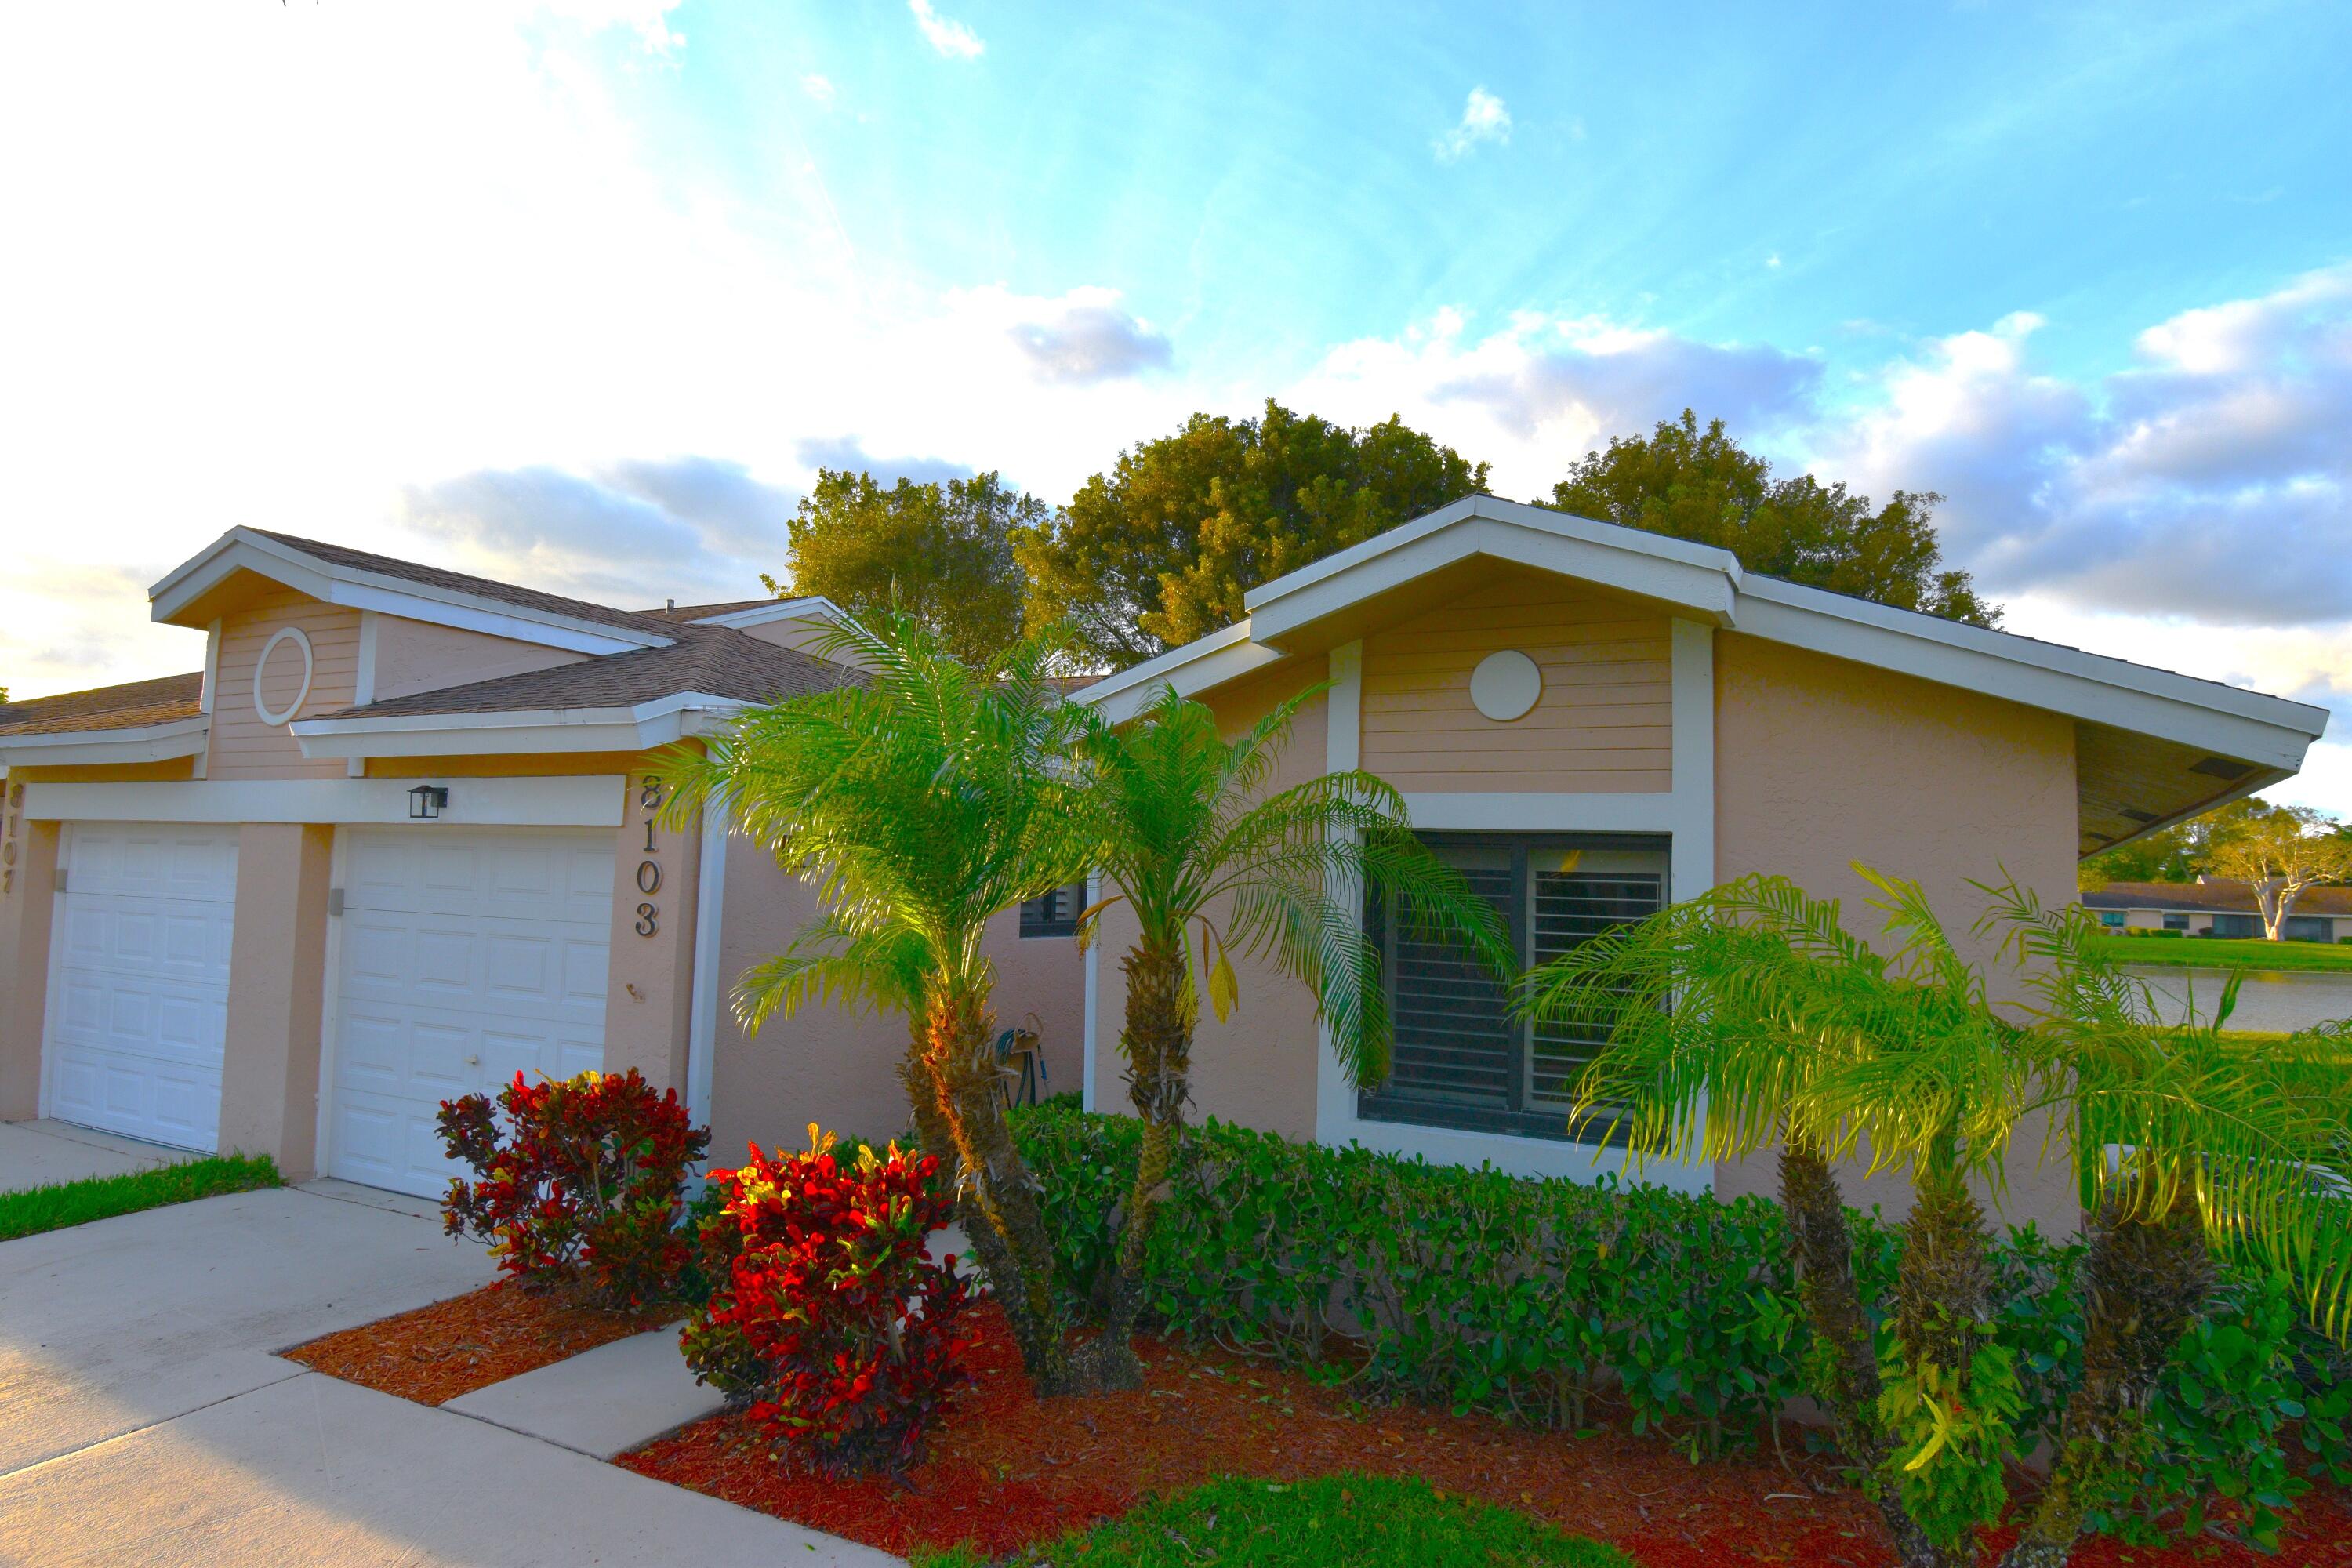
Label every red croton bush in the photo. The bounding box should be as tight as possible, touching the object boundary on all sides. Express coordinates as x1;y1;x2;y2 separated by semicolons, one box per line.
437;1067;710;1309
682;1127;972;1478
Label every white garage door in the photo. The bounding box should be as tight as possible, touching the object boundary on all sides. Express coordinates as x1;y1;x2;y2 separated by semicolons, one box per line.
42;824;238;1152
325;828;613;1197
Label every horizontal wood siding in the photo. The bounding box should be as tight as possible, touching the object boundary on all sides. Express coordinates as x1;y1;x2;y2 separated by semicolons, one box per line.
205;588;361;779
1359;574;1672;793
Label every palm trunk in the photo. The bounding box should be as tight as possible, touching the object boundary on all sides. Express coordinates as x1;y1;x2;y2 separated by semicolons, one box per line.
1779;1139;1945;1568
1886;1159;2000;1568
1998;1192;2212;1568
1073;940;1192;1391
902;984;1082;1396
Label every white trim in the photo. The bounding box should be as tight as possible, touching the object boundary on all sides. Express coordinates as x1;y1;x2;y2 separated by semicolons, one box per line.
1076;626;1290;724
289;691;747;760
149;530;671;656
312;826;350;1181
200;619;222;715
691;595;842;630
1313;628;1716;1195
251;626;315;726
684;794;729;1142
353;611;379;706
1081;868;1099;1113
20;775;626;828
0;717;211;768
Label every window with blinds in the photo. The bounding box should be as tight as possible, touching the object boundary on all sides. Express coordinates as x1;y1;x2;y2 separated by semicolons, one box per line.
1362;833;1667;1142
1019;884;1085;938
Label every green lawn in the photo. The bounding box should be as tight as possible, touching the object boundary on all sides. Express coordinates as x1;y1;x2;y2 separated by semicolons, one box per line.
913;1474;1631;1568
0;1153;284;1243
2091;933;2352;972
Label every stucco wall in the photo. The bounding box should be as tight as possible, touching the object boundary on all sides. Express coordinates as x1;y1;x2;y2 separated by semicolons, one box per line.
216;823;332;1174
1711;632;2082;1232
0;811;61;1120
1359;571;1672;793
205;586;361;779
1084;659;1330;1143
706;840;1087;1161
605;773;699;1092
370;615;585;702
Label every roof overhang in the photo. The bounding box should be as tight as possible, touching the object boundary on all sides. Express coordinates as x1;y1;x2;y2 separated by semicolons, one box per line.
289;692;745;760
690;595;844;630
151;529;673;656
0;716;210;768
1072;494;2332;851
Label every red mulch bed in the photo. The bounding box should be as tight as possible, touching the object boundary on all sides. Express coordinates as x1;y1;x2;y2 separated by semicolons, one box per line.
618;1302;2352;1566
282;1280;673;1405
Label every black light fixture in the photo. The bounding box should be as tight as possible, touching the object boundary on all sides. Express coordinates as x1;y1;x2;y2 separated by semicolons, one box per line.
408;783;449;820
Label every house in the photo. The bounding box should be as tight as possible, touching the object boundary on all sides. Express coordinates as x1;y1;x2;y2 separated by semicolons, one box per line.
2080;878;2352;942
0;529;1083;1196
1066;495;2328;1229
0;502;2331;1236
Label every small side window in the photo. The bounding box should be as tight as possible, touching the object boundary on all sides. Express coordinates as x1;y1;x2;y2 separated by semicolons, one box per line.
1020;884;1083;939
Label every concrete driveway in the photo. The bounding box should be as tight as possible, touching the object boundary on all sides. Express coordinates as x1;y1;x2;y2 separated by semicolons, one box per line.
0;1119;198;1193
0;1177;899;1566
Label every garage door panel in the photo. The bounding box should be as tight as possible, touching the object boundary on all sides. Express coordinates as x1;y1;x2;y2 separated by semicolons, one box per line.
42;826;234;1153
328;828;615;1197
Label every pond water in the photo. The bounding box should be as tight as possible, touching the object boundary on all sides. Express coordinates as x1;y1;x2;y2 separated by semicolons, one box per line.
2123;965;2352;1033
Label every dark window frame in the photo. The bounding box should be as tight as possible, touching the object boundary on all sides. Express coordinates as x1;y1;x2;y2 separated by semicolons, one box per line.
1359;830;1668;1145
1019;883;1084;939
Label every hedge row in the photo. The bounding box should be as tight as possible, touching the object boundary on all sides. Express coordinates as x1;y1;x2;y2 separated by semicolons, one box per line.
1009;1104;2350;1545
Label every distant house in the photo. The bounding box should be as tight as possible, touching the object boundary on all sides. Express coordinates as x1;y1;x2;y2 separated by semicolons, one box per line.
2080;878;2352;942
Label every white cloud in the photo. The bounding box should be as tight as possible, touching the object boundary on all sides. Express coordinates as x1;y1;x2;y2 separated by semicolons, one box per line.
800;72;836;106
991;285;1174;383
908;0;983;60
1435;86;1510;162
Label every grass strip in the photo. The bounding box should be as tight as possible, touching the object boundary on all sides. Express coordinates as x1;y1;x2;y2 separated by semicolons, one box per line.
2091;934;2352;972
913;1472;1633;1568
0;1152;284;1242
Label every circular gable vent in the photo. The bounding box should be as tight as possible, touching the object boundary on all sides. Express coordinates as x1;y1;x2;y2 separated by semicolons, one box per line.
252;626;316;726
1468;649;1541;722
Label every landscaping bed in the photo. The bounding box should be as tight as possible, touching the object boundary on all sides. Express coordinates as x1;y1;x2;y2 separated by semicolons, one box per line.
619;1301;2352;1567
0;1152;281;1241
282;1279;673;1405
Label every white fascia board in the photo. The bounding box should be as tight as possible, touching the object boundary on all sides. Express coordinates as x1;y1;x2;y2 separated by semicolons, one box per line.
289;691;748;760
1076;626;1288;724
692;596;841;630
20;775;624;828
1734;577;2330;769
1247;510;1740;649
150;530;672;656
0;717;210;768
1243;495;1743;622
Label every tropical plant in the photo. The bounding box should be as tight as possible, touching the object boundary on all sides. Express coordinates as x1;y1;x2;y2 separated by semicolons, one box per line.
1522;868;2352;1568
1063;684;1515;1386
661;612;1098;1392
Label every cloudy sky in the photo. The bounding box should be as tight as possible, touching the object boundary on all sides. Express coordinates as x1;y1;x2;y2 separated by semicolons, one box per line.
3;1;2349;805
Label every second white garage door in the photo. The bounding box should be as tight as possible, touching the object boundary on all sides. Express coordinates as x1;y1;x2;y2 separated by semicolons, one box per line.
325;827;614;1197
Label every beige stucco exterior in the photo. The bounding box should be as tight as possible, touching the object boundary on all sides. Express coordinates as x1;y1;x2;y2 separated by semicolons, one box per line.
205;586;363;779
216;823;333;1174
604;771;701;1092
370;615;586;702
0;809;60;1121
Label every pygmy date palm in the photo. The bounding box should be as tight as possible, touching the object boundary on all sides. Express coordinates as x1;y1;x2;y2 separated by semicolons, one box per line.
662;612;1096;1395
1525;867;2352;1568
1066;683;1515;1388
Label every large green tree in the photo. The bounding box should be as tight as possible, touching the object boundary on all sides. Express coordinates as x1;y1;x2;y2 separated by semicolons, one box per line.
1549;411;1999;627
771;470;1040;666
1017;400;1489;670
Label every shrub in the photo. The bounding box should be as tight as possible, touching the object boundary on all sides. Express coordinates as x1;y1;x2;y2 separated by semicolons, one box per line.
437;1068;709;1308
1011;1102;2347;1541
682;1127;972;1477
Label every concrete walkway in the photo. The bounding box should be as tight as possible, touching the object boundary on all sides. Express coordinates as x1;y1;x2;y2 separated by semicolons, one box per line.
0;1180;900;1566
444;1326;728;1460
0;1118;198;1192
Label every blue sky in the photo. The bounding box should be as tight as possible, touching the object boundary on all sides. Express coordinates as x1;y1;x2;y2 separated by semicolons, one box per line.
3;0;2350;802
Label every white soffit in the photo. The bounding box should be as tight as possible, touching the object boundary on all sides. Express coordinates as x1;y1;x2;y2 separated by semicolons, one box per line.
149;529;673;657
288;691;747;759
0;717;210;768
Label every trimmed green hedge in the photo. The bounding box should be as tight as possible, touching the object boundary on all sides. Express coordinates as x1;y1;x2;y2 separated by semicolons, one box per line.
1011;1104;2350;1545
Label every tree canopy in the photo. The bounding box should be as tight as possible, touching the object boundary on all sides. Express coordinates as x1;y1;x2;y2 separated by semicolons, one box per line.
1548;411;1999;628
2080;797;2352;888
769;469;1040;666
1016;399;1490;670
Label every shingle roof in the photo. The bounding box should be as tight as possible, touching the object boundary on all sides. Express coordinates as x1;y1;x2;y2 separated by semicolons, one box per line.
315;625;850;720
2082;880;2352;916
0;673;205;736
641;599;775;623
252;531;685;640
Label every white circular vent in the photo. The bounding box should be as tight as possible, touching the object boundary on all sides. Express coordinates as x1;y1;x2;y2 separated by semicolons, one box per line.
1468;648;1541;722
252;626;316;726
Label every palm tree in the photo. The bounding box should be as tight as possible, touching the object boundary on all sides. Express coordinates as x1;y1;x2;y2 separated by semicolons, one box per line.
662;612;1098;1395
1523;868;2352;1568
1065;683;1515;1388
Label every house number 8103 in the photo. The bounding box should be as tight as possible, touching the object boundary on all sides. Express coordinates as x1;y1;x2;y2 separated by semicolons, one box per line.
634;775;663;938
